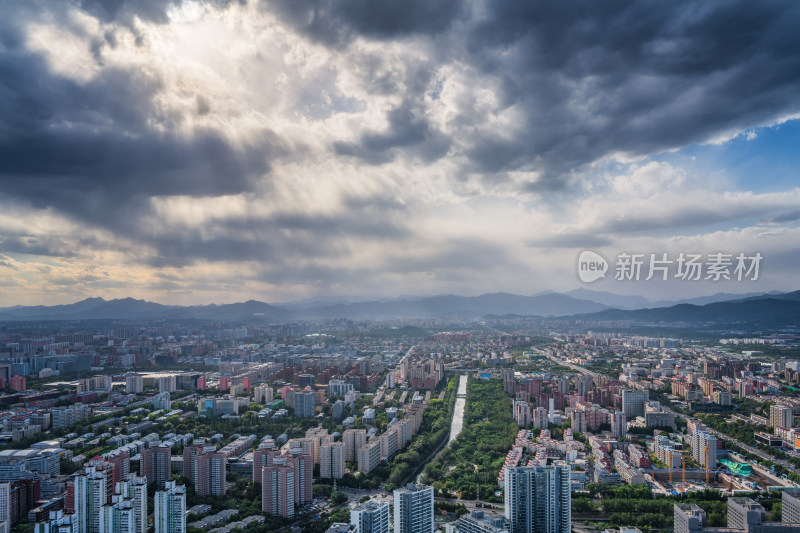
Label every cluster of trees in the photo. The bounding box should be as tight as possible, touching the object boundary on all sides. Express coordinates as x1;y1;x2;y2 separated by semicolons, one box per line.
584;360;623;376
425;378;515;502
384;376;458;489
434;501;469;517
576;485;730;529
698;415;784;459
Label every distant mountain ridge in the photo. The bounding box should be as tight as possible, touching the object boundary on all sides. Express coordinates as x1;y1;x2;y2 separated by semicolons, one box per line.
0;290;796;324
0;293;607;321
559;290;800;328
565;288;782;310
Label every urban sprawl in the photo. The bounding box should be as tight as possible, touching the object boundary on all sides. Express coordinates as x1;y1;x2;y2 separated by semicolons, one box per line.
1;318;800;533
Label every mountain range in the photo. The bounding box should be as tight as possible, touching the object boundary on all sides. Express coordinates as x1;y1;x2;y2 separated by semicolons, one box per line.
0;290;798;326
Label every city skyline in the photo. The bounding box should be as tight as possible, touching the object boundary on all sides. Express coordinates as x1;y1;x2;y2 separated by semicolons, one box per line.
2;1;800;306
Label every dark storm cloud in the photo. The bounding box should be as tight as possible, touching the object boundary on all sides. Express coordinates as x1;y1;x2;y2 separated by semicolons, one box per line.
249;236;512;286
142;210;412;268
4;0;800;291
458;0;800;188
0;31;285;234
286;0;800;192
334;100;451;164
265;0;464;47
0;230;115;259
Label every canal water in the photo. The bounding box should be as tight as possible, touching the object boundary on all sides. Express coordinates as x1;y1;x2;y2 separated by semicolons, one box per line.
448;374;468;445
415;373;468;484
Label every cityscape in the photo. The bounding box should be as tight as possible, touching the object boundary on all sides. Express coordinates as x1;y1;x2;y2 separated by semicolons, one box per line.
3;2;800;533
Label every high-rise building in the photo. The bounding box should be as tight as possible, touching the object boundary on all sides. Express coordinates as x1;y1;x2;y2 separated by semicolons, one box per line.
504;464;571;533
357;440;381;475
252;446;280;484
320;442;344;479
393;484;434;533
158;375;176;393
783;491;800;524
9;375;26;392
194;451;227;497
68;467;108;533
514;401;531;427
294;392;316;419
254;385;273;404
262;461;296;519
533;408;548;429
298;374;316;388
114;474;148;533
692;432;717;469
771;405;793;429
333;400;345;421
343;429;366;463
140;445;172;489
611;411;627;438
125;375;143;394
288;450;313;505
350;499;390;533
305;427;333;464
154;481;186;533
102;498;137;533
621;389;649;419
727;498;767;531
152;392;171;410
182;446;202;486
105;450;131;488
570;410;587;434
0;482;9;530
379;427;399;460
674;503;706;533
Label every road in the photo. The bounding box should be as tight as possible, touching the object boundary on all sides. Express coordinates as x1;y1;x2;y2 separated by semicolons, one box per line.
540;348;599;379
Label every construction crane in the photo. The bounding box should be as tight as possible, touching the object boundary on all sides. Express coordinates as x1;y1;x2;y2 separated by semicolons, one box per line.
682;456;686;484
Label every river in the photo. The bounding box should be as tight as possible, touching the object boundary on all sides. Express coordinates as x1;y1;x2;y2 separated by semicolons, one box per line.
417;374;467;483
448;373;468;445
415;373;469;484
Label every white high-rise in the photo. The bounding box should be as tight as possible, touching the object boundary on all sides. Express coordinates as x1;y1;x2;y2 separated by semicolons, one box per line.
692;431;717;469
0;483;9;530
154;481;186;533
504;464;571;533
320;442;344;479
393;484;434;533
102;499;137;533
350;499;390;533
116;475;147;533
76;467;107;533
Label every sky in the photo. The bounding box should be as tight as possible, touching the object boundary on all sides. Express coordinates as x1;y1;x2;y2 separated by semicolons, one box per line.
1;0;800;307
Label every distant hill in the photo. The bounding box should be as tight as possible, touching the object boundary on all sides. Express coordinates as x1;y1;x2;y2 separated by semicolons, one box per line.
0;292;607;321
566;288;781;310
290;292;609;319
560;291;800;328
1;291;796;324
